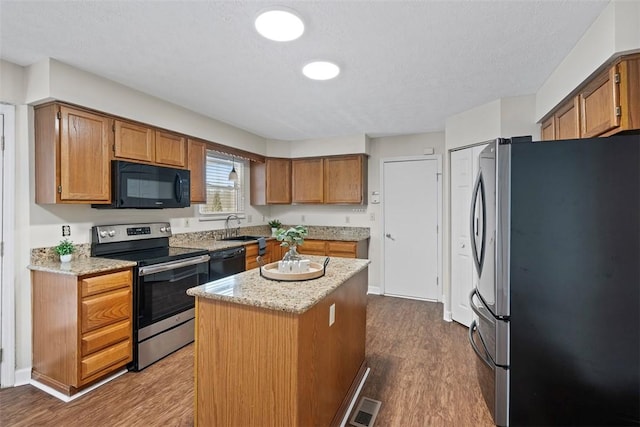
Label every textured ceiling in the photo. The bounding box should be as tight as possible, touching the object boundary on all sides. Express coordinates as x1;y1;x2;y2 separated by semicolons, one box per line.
0;0;608;141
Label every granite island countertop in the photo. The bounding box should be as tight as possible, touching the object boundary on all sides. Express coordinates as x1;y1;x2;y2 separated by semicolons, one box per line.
187;255;370;314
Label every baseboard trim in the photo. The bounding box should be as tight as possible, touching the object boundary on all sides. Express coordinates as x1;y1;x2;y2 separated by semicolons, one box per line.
367;286;381;295
14;368;31;386
30;369;127;402
339;366;371;427
443;309;452;322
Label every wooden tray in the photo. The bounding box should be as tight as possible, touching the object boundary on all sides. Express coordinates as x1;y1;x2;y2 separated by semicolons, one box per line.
259;258;330;282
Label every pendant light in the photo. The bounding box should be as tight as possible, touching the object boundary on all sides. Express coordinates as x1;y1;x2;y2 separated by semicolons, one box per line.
228;157;238;182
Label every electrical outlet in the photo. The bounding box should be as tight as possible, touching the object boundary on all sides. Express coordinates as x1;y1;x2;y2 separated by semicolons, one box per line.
184;218;190;227
345;216;350;224
370;212;375;221
247;214;252;223
301;215;306;223
62;225;71;237
329;303;335;326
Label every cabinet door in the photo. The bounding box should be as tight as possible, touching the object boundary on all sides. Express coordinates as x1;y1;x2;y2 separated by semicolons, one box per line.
579;66;620;138
324;155;365;204
188;139;207;203
540;116;555;141
292;158;324;203
266;158;292;204
114;120;155;162
555;97;580;140
59;106;112;202
245;244;260;270
155;130;186;167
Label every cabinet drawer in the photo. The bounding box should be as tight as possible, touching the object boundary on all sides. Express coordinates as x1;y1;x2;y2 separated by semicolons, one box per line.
298;240;326;256
81;339;131;380
81;288;131;333
82;319;131;356
81;270;132;297
326;241;357;258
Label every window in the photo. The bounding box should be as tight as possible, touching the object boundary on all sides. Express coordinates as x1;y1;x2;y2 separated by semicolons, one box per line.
199;150;245;217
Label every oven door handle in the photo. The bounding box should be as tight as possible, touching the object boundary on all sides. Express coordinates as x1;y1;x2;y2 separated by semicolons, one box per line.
138;255;210;276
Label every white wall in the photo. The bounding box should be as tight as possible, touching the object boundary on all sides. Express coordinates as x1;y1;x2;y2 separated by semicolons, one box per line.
536;0;640;120
442;95;537;320
270;132;446;292
1;58;272;379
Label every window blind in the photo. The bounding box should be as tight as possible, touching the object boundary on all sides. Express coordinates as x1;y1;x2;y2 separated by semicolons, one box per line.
199;150;245;215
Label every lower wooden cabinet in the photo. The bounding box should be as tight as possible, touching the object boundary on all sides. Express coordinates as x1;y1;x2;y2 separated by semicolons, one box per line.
297;239;368;259
31;268;133;395
245;240;285;270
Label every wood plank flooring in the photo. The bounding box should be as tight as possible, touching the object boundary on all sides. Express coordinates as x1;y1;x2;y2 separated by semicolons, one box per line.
0;295;493;426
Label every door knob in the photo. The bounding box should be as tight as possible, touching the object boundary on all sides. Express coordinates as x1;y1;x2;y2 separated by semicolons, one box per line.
385;233;395;241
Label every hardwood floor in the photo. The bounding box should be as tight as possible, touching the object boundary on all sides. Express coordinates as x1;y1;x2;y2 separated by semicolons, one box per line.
0;295;492;426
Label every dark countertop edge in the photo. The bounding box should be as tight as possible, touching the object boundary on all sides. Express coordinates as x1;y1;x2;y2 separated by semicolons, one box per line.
187;259;371;314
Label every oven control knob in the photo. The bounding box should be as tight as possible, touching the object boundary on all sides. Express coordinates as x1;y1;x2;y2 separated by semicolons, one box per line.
160;226;171;233
99;231;108;238
108;230;116;237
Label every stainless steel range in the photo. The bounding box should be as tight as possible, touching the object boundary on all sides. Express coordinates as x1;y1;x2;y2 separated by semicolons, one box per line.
91;222;210;370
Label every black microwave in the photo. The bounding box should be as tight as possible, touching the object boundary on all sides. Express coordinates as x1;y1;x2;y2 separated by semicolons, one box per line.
93;160;191;209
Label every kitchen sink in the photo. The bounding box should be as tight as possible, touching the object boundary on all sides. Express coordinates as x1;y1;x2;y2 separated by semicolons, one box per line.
220;235;265;241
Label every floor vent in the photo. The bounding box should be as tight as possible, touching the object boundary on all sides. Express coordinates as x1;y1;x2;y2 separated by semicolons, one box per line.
349;396;381;427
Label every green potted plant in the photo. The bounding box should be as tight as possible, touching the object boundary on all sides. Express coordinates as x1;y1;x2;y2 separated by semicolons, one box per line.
55;238;75;263
268;219;282;237
276;225;308;260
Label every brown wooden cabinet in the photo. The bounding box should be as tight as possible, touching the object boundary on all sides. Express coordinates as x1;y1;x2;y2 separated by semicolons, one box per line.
35;103;112;204
250;158;292;205
155;130;186;167
114;119;155;162
289;154;368;205
188;139;207;203
245;240;287;270
541;54;640;140
297;239;368;259
31;268;133;396
324;155;367;204
292;158;324;203
113;120;186;168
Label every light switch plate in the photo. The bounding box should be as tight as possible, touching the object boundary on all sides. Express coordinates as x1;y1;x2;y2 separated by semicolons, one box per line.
329;303;335;326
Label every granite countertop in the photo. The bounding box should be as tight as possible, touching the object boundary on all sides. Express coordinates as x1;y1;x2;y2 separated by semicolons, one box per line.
28;257;137;276
187;256;370;314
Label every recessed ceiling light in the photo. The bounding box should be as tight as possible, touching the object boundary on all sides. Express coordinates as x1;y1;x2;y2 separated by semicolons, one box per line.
255;9;304;42
302;61;341;80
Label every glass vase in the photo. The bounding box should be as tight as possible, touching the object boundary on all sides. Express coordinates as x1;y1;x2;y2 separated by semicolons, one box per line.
283;245;301;261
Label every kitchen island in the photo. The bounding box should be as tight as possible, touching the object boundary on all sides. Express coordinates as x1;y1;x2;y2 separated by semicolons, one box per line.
187;256;370;427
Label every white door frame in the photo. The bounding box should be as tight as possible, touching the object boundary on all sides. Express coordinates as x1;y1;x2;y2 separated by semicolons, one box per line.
1;103;16;387
380;155;442;298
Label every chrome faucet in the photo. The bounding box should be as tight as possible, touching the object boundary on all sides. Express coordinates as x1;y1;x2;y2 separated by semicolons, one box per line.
225;214;241;238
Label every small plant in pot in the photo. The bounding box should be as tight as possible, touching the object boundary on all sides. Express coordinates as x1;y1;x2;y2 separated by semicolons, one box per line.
268;219;282;237
55;238;75;263
276;225;308;260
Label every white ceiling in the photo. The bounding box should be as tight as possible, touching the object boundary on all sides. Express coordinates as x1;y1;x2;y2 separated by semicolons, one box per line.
0;0;608;141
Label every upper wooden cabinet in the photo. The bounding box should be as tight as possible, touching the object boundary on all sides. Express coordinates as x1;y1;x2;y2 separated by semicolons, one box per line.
35;103;112;204
541;54;640;140
155;130;186;167
292;158;324;203
250;158;292;205
188;139;207;204
114;120;186;168
114;120;155;162
324;155;367;204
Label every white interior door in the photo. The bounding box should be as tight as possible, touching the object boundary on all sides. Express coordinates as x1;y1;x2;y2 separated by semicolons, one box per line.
383;157;440;300
450;145;486;326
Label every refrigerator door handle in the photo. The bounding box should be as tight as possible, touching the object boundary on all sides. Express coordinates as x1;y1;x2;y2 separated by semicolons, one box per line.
469;288;491;324
470;171;486;276
469;320;494;369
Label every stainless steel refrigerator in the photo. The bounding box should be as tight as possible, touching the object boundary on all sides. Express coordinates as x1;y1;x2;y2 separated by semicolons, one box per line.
468;133;640;426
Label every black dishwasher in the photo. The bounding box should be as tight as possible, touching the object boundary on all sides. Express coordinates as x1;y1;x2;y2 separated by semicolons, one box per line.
209;246;246;280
